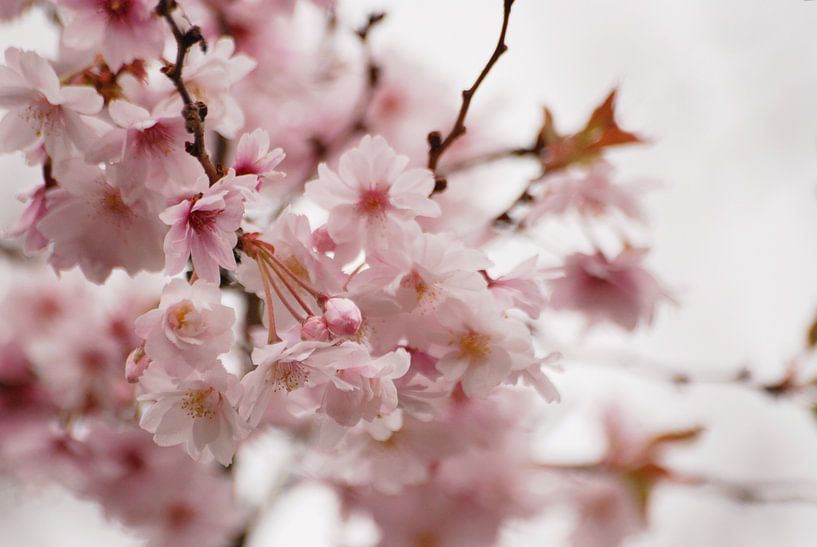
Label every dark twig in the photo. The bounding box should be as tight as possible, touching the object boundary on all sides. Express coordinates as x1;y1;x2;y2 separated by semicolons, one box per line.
427;0;516;190
440;144;540;176
156;0;220;185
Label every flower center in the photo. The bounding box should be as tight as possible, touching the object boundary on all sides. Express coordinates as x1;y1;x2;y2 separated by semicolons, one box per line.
356;187;390;218
180;387;218;418
137;123;174;156
103;0;132;21
102;188;128;214
267;360;309;392
167;300;205;338
188;208;220;233
457;331;491;362
400;271;434;302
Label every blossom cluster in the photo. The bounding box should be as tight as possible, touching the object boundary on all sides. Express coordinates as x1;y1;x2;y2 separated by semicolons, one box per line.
0;1;682;546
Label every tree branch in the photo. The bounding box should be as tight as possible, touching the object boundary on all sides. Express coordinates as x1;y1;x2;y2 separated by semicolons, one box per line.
427;0;516;191
156;0;220;185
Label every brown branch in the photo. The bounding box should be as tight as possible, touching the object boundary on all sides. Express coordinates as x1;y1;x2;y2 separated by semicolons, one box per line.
427;0;516;191
156;0;220;185
440;143;540;176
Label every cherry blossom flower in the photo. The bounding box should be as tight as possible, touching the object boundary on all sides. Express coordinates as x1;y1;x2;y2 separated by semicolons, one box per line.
134;278;235;371
5;184;49;253
160;170;257;283
136;470;245;547
89;99;204;202
526;160;646;225
319;347;410;427
304;135;441;260
548;248;673;330
37;158;166;283
57;0;165;70
352;229;491;313
0;48;103;158
487;255;548;319
430;298;531;398
138;362;249;465
566;476;645;547
239;340;359;427
232;128;285;187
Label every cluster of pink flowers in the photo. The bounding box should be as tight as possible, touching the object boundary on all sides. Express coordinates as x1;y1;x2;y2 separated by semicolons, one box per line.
0;1;683;546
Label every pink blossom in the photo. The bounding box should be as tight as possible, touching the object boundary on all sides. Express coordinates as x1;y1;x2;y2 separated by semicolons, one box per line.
304;135;441;259
26;320;133;414
125;345;151;383
526;160;646;225
0;48;103;158
57;0;165;70
548;248;673;330
136;470;245;547
323;297;362;337
430;298;528;398
352;230;491;313
232;128;285;187
134;279;235;371
160;170;257;283
567;477;644;547
487;255;548;319
319;347;410;427
37;158;166;283
138;362;249;465
239;340;359;427
89;99;204;201
5;184;49;253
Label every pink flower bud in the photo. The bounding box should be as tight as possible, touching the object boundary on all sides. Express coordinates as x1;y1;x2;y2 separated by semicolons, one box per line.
323;297;362;337
125;346;151;384
312;225;336;253
301;315;331;341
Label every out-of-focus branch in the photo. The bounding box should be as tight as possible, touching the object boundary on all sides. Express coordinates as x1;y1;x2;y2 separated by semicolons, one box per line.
308;12;385;165
427;0;516;192
270;12;385;221
156;0;220;185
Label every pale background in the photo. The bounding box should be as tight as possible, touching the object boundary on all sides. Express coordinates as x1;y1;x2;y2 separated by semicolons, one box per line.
2;0;817;545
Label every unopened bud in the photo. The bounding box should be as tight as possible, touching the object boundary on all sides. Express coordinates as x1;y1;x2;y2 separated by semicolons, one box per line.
125;346;150;384
301;315;331;341
323;297;362;337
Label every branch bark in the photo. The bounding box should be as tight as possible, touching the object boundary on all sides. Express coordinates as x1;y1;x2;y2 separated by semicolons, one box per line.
156;0;220;185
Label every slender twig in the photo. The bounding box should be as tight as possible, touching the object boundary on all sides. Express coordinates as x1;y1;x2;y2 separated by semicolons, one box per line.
440;144;538;176
156;0;220;185
427;0;516;189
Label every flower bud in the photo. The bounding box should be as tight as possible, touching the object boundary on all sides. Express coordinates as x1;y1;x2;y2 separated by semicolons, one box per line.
125;346;151;384
323;297;362;337
301;315;331;341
